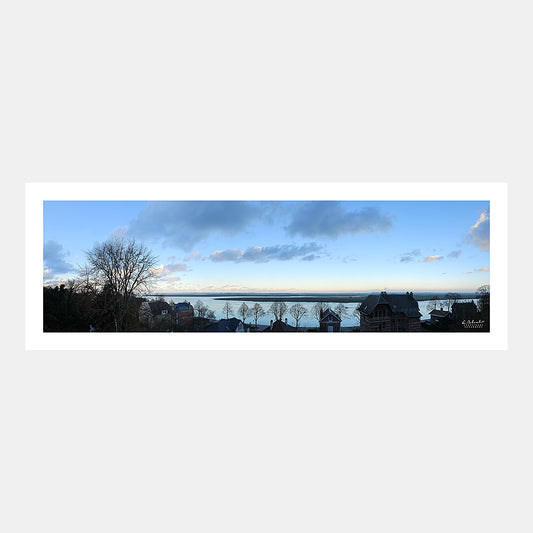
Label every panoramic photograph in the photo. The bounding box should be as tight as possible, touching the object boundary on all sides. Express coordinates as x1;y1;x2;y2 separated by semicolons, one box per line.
43;200;490;333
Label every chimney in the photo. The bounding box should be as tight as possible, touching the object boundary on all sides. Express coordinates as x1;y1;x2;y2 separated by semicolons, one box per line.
381;291;387;296
285;318;288;323
270;320;273;326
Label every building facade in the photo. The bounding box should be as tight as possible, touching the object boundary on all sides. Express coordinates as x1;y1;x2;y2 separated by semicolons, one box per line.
358;292;421;332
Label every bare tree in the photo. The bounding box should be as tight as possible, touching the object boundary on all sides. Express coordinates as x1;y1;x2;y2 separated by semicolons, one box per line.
311;302;329;324
269;301;287;322
476;285;490;321
238;302;251;326
83;236;158;331
443;292;461;311
250;303;265;328
426;297;442;313
222;301;233;319
195;300;209;318
334;303;348;320
289;303;307;330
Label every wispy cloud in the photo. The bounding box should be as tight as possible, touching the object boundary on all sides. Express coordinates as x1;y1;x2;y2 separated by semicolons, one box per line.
400;249;421;263
210;243;323;263
465;266;490;274
448;249;462;259
286;202;392;239
423;255;443;262
468;208;490;251
183;251;205;261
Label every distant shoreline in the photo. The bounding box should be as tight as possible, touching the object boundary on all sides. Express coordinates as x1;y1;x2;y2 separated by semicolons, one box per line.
145;293;477;304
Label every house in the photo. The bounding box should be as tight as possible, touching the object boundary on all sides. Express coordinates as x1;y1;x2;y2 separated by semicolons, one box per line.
205;318;245;332
148;299;172;317
452;301;478;323
172;301;194;328
358;291;421;332
262;318;298;332
319;309;342;332
429;307;453;324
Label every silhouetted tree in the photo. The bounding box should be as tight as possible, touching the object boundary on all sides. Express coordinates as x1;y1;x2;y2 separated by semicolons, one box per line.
477;285;490;323
222;301;233;319
444;292;461;311
250;303;265;327
289;303;307;330
334;303;348;320
195;300;209;318
311;302;329;324
269;301;287;321
426;298;442;313
83;236;158;331
238;302;251;326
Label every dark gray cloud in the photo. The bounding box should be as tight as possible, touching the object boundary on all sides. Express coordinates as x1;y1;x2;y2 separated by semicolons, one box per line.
468;208;490;251
448;249;462;259
43;240;74;276
210;243;323;263
400;249;421;263
128;201;265;251
285;202;392;239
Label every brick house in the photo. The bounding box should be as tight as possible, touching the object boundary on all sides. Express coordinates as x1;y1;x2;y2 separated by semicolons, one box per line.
358;291;421;332
172;301;194;328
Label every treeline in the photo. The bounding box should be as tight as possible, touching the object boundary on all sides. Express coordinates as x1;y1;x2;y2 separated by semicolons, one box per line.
43;281;147;332
44;235;158;333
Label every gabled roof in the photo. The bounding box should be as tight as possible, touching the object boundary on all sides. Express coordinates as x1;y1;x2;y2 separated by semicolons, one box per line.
148;300;172;315
452;301;477;310
320;309;341;322
263;319;297;332
174;301;193;311
430;309;451;317
358;292;421;318
205;318;243;332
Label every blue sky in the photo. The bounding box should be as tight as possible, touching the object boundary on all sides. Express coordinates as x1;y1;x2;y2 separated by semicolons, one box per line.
43;200;490;293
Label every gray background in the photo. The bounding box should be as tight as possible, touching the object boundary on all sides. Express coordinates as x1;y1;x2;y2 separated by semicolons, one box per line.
3;1;531;531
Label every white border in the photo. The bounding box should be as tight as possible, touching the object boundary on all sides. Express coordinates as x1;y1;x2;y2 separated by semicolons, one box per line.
26;182;507;350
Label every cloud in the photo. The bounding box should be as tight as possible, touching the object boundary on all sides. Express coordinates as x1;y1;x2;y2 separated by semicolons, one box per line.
400;249;421;263
43;240;74;277
152;262;189;277
448;249;462;259
210;249;244;262
423;255;443;262
183;251;205;261
468;208;490;251
128;201;265;251
286;202;393;239
465;267;490;274
210;243;323;263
